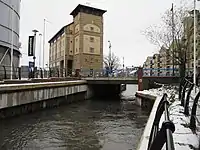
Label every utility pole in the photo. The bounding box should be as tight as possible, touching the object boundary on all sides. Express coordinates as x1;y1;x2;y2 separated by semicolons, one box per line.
171;3;175;76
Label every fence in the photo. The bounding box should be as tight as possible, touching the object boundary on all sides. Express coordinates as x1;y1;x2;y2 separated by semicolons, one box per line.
143;68;180;77
179;77;200;131
147;93;175;150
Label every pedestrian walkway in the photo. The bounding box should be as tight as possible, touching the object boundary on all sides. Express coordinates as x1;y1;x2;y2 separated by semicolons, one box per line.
136;84;200;150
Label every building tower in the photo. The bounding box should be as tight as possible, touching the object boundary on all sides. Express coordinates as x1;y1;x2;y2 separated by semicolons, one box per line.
70;4;106;72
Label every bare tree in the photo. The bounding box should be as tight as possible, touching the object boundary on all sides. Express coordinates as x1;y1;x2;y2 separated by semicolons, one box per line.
103;52;120;73
143;3;195;78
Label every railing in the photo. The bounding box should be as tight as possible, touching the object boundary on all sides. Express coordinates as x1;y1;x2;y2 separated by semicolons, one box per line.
0;66;187;80
179;77;200;131
147;93;175;150
143;68;180;77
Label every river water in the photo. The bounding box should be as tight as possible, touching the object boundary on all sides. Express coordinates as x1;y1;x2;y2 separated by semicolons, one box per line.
0;85;150;150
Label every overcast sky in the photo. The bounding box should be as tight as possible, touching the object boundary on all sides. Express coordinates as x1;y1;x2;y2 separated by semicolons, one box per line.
19;0;194;67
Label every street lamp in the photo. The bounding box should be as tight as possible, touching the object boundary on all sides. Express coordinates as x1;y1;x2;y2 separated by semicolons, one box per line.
108;40;111;74
32;29;39;77
39;33;42;68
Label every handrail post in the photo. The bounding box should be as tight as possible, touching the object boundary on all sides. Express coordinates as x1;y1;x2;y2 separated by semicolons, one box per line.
179;78;185;100
148;94;166;149
40;68;43;79
181;81;188;106
184;83;194;116
65;68;67;77
148;94;175;150
18;67;21;80
190;90;200;131
49;68;52;77
57;68;59;77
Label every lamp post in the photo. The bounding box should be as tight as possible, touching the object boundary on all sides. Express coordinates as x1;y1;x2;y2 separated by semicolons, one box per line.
43;19;46;69
123;57;125;77
43;19;51;69
108;40;111;74
171;3;175;76
39;33;42;68
32;29;39;78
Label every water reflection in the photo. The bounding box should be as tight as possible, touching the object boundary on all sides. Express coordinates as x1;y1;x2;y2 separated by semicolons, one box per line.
0;85;149;150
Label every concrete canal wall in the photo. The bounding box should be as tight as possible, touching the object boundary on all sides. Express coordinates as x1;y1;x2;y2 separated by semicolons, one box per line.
136;92;162;150
135;91;156;109
0;80;88;119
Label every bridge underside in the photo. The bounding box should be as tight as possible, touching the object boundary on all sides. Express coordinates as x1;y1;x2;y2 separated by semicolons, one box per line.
86;79;137;85
88;84;122;98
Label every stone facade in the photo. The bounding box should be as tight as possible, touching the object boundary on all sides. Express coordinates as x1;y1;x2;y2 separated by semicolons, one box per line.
49;4;106;74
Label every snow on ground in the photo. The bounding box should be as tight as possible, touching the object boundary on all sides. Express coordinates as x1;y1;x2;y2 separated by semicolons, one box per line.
137;85;200;150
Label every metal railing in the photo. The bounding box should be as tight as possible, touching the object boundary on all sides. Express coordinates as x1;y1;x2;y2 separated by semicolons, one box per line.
0;66;189;80
148;93;175;150
179;77;200;131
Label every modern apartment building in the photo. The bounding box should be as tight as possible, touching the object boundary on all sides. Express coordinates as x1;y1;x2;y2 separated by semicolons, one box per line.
49;4;106;74
183;10;200;74
143;56;153;76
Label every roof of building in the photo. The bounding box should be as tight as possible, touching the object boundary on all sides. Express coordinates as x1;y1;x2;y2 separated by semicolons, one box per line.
70;4;106;17
48;22;73;43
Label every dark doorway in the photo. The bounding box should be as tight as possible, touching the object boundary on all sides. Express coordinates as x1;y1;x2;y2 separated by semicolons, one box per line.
67;60;73;76
60;60;64;77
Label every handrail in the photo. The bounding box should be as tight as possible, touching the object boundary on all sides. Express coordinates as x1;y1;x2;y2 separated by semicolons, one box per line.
190;90;200;131
148;93;175;150
179;77;200;131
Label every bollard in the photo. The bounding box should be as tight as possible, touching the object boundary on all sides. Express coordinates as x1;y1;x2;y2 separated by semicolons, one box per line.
40;68;43;79
137;67;143;91
3;66;6;79
18;67;21;80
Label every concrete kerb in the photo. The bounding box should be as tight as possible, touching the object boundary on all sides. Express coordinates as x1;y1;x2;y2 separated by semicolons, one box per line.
0;80;87;93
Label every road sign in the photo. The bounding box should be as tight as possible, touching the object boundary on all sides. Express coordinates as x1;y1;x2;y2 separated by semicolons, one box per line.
28;36;34;56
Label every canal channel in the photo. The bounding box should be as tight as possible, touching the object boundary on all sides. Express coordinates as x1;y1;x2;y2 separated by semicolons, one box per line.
0;85;150;150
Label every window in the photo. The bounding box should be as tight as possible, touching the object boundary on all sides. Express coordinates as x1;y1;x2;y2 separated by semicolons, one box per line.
90;47;94;53
71;41;72;43
90;27;94;31
85;58;88;62
90;37;94;42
